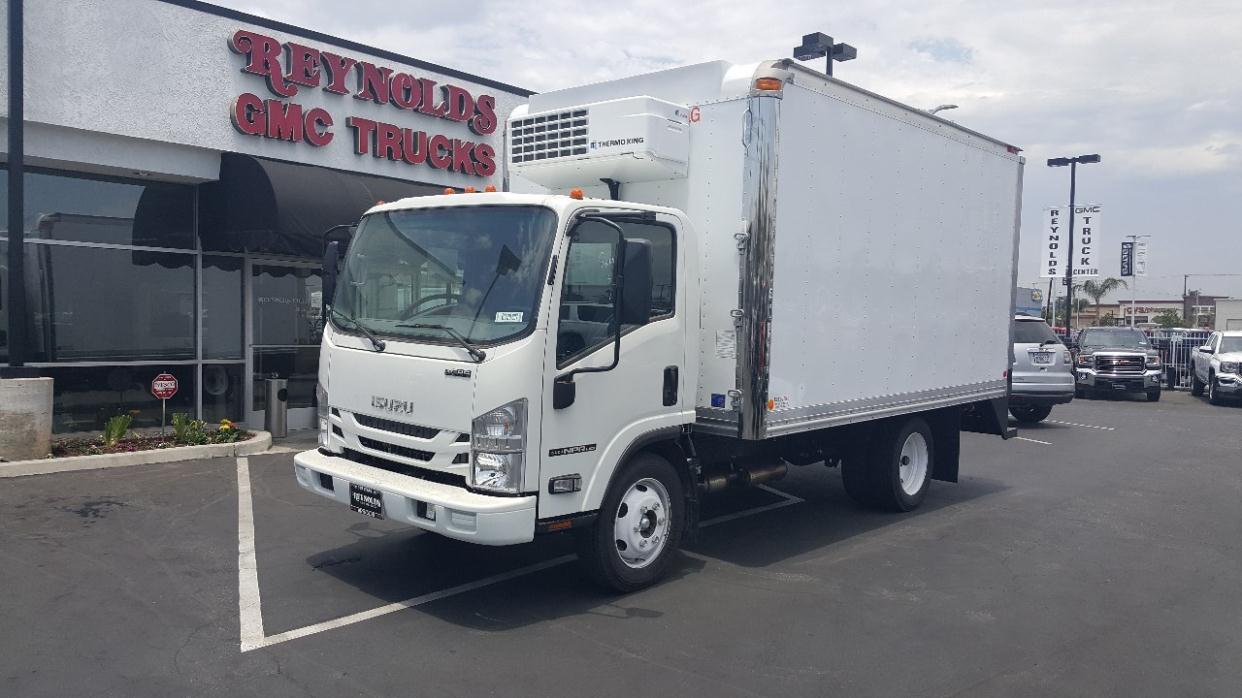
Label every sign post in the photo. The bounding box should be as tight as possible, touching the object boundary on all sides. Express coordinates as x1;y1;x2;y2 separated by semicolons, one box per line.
151;373;179;436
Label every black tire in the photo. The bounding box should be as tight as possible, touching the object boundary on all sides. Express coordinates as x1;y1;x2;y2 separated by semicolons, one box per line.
576;452;684;593
1208;374;1223;405
1146;388;1161;402
1074;385;1088;399
1010;404;1053;423
1191;371;1205;396
844;417;934;513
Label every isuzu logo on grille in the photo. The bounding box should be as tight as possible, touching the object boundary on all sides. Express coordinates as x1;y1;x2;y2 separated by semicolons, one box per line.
371;396;415;414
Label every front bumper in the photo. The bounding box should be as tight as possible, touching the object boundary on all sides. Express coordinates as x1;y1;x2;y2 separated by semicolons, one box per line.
1214;372;1242;394
1077;368;1162;392
294;449;536;546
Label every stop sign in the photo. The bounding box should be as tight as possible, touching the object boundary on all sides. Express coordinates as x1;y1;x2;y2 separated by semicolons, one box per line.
151;373;179;400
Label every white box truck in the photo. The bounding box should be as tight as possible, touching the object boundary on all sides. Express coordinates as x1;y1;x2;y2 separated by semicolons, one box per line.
294;59;1024;591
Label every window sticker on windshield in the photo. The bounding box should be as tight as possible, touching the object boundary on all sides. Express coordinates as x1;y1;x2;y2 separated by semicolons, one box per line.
495;311;524;323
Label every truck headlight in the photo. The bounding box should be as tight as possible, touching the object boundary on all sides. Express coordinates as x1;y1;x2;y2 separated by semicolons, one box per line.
1146;352;1161;369
470;399;527;493
1222;361;1240;374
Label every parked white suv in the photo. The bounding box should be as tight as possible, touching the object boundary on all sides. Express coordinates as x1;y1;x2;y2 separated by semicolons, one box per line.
1191;331;1242;404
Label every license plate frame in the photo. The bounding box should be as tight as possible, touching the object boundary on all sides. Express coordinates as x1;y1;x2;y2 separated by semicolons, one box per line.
349;483;385;520
1031;351;1054;365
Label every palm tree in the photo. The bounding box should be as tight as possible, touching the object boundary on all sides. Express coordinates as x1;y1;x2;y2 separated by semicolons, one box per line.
1075;277;1128;326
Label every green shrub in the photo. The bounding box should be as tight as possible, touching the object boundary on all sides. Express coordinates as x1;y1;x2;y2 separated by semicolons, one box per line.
103;414;133;447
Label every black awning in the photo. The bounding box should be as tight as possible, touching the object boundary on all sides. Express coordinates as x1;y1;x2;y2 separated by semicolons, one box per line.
199;153;442;259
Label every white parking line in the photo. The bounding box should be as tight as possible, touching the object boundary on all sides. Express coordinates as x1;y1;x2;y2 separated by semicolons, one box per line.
237;460;805;652
1014;436;1052;445
236;457;266;653
1046;419;1115;431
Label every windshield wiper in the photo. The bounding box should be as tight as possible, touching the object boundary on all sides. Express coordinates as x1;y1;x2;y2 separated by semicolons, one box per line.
330;307;386;352
396;323;487;363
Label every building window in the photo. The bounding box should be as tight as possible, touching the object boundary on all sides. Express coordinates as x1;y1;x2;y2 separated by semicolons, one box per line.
203;256;244;360
35;364;198;433
22;171;195;249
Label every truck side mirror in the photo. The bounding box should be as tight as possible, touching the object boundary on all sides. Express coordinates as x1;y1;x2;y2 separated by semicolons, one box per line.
1199;346;1214;354
322;241;340;316
620;239;653;327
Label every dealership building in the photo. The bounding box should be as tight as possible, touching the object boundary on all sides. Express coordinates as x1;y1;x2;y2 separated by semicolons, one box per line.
1;0;529;432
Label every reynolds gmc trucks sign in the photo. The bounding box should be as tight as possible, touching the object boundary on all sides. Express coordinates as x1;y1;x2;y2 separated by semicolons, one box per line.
228;30;497;177
1041;205;1102;278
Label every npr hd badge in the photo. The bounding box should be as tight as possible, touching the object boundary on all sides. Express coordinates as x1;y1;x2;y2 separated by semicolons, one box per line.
548;444;597;457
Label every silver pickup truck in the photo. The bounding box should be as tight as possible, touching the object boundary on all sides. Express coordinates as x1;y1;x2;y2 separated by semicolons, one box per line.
1073;327;1163;401
1191;331;1242;404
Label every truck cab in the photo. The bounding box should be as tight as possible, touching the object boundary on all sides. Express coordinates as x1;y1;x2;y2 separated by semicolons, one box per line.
1191;331;1242;404
295;193;696;547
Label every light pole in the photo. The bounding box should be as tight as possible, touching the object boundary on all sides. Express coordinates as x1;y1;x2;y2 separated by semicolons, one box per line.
1047;154;1101;338
928;104;958;115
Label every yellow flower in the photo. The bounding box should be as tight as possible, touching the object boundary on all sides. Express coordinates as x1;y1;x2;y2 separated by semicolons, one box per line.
220;419;234;430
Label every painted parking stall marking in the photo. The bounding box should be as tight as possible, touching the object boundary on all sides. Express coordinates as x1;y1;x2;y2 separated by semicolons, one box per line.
1046;419;1115;431
236;461;805;652
1014;436;1053;445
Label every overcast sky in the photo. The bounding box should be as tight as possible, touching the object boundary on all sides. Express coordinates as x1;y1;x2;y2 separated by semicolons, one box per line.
215;0;1242;301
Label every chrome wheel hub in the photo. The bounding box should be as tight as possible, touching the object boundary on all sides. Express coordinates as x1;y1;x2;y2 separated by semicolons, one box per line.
613;478;672;569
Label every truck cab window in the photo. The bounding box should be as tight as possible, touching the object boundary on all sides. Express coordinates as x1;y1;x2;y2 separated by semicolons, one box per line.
555;219;676;366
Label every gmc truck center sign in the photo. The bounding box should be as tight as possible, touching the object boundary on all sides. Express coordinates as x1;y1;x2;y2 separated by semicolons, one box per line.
229;30;497;177
1041;205;1102;278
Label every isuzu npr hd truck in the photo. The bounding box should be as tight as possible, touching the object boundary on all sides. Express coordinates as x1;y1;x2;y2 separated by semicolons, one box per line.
294;58;1023;591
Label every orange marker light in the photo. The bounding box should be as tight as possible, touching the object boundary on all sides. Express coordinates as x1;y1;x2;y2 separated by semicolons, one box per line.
754;77;784;91
767;398;776;411
569;188;585;200
484;185;497;192
464;186;477;193
443;187;456;195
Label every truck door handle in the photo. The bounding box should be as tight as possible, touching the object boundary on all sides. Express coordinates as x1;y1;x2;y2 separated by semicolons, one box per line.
663;366;679;406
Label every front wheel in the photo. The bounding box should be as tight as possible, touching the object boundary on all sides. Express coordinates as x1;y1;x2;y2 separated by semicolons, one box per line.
576;453;684;593
1191;370;1205;396
1010;404;1053;423
1208;374;1223;405
1146;388;1161;402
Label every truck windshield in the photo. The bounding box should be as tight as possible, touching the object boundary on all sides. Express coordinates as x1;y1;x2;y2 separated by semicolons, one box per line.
1079;328;1149;348
1222;337;1242;353
331;205;558;346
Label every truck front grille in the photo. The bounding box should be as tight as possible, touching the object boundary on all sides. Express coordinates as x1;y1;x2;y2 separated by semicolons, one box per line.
358;436;434;462
1096;355;1144;374
354;413;440;440
510;109;589;163
343;449;466;488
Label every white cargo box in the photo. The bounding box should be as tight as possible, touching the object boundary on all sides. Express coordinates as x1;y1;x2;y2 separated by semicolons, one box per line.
511;60;1023;440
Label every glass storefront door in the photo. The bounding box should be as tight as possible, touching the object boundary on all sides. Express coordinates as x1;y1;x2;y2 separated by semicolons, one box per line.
246;260;323;430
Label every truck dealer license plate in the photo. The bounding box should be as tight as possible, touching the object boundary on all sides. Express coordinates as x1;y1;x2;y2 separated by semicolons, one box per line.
349;483;385;519
1032;351;1053;365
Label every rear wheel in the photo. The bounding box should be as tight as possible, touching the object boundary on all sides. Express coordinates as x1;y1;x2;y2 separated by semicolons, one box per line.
843;417;933;512
576;452;684;593
1146;388;1161;402
1010;404;1053;423
1191;370;1205;396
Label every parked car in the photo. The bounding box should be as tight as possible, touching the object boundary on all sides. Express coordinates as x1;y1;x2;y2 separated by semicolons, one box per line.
1073;327;1162;401
1010;315;1074;423
1191;331;1242;404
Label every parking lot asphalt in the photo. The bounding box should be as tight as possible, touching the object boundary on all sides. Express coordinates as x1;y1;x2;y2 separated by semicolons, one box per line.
3;390;1240;697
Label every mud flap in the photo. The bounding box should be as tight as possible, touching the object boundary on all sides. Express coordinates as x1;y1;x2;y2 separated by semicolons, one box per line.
961;396;1016;439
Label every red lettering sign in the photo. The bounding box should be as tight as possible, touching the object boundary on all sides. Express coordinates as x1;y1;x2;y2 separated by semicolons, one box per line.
228;30;498;178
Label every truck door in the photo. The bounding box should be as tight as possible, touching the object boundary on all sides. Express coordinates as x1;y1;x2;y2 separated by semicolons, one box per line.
538;214;686;520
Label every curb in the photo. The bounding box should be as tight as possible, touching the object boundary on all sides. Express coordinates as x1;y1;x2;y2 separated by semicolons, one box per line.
0;431;274;478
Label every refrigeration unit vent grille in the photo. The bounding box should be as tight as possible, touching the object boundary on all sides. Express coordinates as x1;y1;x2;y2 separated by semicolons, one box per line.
510;110;589;163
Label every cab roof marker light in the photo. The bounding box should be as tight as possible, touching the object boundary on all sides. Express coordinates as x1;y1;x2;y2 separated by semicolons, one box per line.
443;187;456;194
753;77;784;92
569;188;585;200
